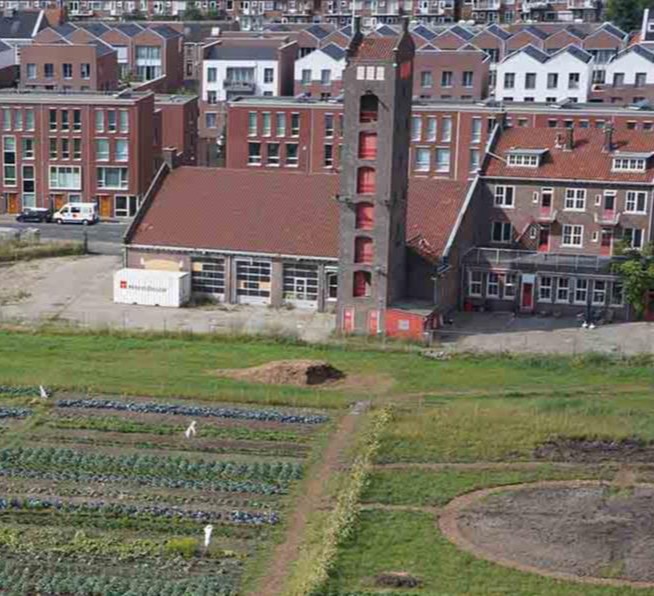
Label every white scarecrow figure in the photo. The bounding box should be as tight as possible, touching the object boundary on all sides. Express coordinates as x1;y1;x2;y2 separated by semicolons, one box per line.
204;524;213;549
39;385;50;400
184;420;197;439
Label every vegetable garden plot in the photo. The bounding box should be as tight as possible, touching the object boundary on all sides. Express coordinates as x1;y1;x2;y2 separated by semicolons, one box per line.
0;395;329;595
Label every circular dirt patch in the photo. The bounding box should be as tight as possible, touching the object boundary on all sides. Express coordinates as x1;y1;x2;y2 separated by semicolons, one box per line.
440;481;654;588
217;360;344;386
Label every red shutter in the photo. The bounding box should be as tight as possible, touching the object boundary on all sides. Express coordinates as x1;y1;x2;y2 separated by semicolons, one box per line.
357;167;376;194
354;237;373;264
355;202;374;230
358;132;378;160
353;271;370;297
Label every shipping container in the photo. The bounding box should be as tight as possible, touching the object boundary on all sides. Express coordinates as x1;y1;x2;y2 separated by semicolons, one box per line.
113;268;191;307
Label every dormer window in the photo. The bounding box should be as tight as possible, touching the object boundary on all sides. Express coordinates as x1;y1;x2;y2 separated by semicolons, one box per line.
612;157;648;172
506;149;547;168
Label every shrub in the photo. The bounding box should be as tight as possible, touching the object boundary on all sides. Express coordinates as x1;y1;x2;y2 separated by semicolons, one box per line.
164;537;199;559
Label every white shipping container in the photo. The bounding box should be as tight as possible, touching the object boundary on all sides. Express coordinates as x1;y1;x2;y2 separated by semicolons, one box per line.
113;268;191;308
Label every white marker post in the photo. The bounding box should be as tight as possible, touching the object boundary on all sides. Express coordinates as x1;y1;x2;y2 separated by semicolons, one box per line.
184;420;197;439
203;524;213;553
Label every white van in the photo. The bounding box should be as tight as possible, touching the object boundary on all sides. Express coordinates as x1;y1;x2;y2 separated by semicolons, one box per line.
53;203;99;226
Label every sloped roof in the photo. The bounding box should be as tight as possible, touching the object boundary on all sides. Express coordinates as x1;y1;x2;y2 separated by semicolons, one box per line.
113;22;144;37
305;23;330;40
205;44;278;60
565;25;587;40
523;25;549;41
375;24;398;37
321;42;345;61
0;10;42;39
77;22;110;37
412;24;437;41
448;24;474;41
484;127;654;183
553;44;593;63
484;23;512;41
618;43;654;63
127;168;470;262
514;44;550;63
339;25;352;37
91;39;115;57
151;24;182;39
599;22;627;40
353;36;398;60
54;22;77;36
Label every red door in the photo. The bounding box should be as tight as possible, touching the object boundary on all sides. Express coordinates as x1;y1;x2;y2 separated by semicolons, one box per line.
538;226;550;252
368;310;380;334
342;307;355;333
521;283;534;311
600;229;612;256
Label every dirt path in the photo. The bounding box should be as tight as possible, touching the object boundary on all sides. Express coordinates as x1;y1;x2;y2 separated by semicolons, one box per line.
374;461;654;471
252;401;370;596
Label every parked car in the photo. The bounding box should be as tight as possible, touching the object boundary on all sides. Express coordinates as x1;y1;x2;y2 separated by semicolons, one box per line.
53;203;99;226
15;207;53;223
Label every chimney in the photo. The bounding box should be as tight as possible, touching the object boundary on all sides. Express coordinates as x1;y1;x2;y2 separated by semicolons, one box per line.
603;124;614;153
555;132;565;149
401;16;409;35
564;126;574;151
162;147;180;170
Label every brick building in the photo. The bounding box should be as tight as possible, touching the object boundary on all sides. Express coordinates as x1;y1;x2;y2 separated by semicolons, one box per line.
154;93;199;165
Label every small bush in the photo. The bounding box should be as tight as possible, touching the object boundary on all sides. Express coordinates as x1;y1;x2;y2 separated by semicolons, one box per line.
164;537;199;559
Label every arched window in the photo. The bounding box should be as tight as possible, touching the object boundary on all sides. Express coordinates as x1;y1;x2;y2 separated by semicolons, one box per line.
355;202;374;230
357;167;376;194
358;131;377;160
354;237;374;264
353;271;372;298
360;94;378;123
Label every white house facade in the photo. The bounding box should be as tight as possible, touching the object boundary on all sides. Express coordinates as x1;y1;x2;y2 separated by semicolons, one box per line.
293;43;345;89
604;45;654;89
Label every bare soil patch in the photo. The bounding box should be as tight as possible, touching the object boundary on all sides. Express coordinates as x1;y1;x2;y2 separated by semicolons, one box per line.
443;481;654;587
217;360;344;387
534;437;654;463
374;572;422;588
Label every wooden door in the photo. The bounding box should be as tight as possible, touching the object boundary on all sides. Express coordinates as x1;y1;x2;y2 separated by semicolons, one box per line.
98;195;112;218
538;226;550;253
600;229;613;256
6;193;19;214
521;283;534;311
53;194;66;210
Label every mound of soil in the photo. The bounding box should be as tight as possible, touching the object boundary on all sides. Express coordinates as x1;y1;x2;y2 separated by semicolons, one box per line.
218;360;345;386
374;572;421;588
534;437;654;463
455;482;654;584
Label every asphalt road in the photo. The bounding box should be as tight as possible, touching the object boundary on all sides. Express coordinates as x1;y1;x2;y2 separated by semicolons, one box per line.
0;219;128;255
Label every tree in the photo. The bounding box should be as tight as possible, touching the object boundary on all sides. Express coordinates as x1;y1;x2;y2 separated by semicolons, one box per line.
613;242;654;319
183;1;204;20
606;0;650;33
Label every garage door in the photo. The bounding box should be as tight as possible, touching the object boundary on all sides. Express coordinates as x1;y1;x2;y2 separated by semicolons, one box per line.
235;259;271;305
191;257;225;299
283;263;318;308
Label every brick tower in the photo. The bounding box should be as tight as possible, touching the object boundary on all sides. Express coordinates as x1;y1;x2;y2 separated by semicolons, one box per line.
336;18;415;334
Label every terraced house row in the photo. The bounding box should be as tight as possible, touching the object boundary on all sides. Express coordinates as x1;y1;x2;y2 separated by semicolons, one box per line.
125;20;654;340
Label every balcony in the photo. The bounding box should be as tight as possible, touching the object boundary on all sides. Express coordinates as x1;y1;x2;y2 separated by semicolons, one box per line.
223;80;256;94
536;207;558;224
594;211;621;226
521;0;550;10
567;0;596;8
472;0;500;9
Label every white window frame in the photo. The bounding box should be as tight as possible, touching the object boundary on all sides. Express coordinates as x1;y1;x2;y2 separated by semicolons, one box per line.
564;188;586;211
556;277;570;303
494;185;515;208
592;280;606;306
468;270;482;297
538;275;553;302
625;190;648;214
574;278;588;305
486;272;500;298
491;221;512;244
562;224;584;248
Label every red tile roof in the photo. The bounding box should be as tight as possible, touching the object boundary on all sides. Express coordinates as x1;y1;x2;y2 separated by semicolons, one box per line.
127;168;470;262
353;36;398;60
484;127;654;183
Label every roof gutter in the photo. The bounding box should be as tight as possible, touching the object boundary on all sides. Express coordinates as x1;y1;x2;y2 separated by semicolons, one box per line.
480;174;654;187
32;10;44;39
442;175;480;259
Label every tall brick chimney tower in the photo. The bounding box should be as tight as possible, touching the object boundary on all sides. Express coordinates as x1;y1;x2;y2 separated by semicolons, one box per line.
336;18;415;334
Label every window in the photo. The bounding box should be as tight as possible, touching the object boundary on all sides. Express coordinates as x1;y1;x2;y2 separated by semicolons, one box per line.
267;142;280;165
592;280;606;305
564;188;586;211
262;112;271;137
562;224;584;247
507;153;540;167
115;139;128;162
81;63;90;79
487;272;500;298
494;186;514;207
26;63;36;79
425;117;437;141
206;90;217;105
635;72;647;88
504;274;517;299
547;73;558;89
248;112;257;136
63;63;73;79
205;113;217;128
556;278;570;303
360;94;378;123
411;116;422;141
49;109;57;132
61;138;70;160
96;139;109;161
525;72;536;89
354;236;373;264
290;113;300;136
207;67;217;83
225;67;254;83
504;72;515;89
286;143;299;166
61;110;69;132
118;111;128;133
470;149;480;172
44;63;54;78
301;69;311;84
3;136;15;186
353;271;371;298
613;72;624;87
415;147;430;172
355;202;374;230
115;195;139;218
468;271;482;297
574;278;588;304
420;71;433;87
623;227;644;249
471;118;482;144
72;109;81;132
611;282;624;306
97;166;128;189
25;109;33;131
95;110;104;133
491;221;512;243
626;191;647;214
273;113;286;137
73;138;81;160
441;117;452;142
49;138;57;160
357;167;376;194
613;157;647;172
435;148;451;173
324;114;334;138
568;73;580;90
323;144;333;167
283;263;319;303
21;137;33;159
49;165;81;189
320;69;331;85
21;164;35;208
441;71;453;87
247;142;261;165
539;276;552;302
107;110;116;133
264;68;274;84
13;110;21;132
462;71;473;88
